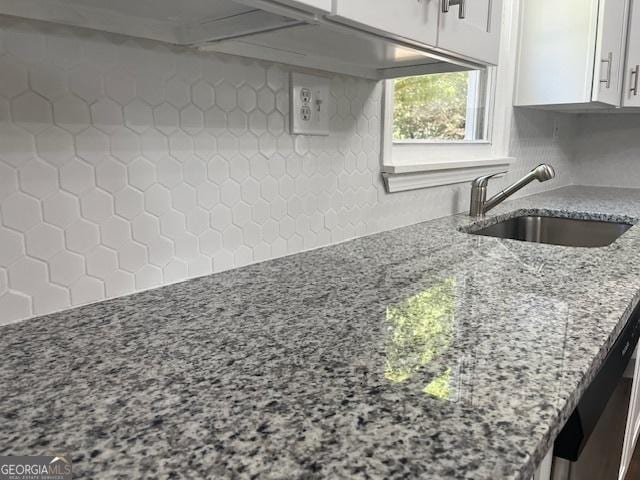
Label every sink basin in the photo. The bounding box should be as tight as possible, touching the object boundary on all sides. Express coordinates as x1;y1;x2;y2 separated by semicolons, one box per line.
469;215;633;248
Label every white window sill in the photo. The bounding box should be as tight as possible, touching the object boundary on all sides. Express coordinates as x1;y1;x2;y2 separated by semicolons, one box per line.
391;139;491;146
381;157;515;193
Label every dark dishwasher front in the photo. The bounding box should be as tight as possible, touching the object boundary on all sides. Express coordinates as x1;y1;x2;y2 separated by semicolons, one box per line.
551;302;640;480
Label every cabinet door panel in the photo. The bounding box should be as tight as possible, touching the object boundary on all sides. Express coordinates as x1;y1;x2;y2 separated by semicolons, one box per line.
623;0;640;107
331;0;439;47
437;0;502;64
592;0;629;106
620;348;640;479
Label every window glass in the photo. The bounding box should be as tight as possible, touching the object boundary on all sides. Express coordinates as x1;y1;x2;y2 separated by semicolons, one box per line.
393;70;488;142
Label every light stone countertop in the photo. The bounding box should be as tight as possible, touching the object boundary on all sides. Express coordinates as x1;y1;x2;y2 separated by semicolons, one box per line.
2;185;640;479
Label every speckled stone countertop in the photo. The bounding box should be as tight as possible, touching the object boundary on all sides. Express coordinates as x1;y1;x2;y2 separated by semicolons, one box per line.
3;186;640;480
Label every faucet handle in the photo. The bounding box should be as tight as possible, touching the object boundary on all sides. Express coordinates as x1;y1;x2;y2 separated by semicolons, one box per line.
471;171;507;188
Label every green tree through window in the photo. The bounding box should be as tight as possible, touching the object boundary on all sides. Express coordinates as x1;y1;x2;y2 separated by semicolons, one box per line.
393;71;471;141
384;278;455;394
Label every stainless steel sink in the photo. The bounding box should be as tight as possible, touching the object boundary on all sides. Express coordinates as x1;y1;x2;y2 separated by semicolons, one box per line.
469;215;633;248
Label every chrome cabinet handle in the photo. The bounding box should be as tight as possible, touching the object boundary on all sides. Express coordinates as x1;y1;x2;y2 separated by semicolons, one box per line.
631;65;640;96
442;0;466;19
600;52;613;89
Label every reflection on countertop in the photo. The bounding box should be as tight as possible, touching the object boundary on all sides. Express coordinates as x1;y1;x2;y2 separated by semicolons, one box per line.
3;186;640;480
384;277;454;387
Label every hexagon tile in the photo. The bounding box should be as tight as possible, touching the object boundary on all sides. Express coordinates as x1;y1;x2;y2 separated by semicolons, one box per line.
0;17;573;325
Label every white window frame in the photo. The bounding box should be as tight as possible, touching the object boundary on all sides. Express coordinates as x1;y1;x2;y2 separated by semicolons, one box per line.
381;0;520;193
463;70;486;141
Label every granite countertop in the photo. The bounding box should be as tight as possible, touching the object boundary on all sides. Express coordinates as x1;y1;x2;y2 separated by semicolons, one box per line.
3;185;640;479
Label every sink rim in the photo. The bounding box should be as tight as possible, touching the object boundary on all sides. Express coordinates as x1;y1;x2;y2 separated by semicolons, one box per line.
459;209;638;249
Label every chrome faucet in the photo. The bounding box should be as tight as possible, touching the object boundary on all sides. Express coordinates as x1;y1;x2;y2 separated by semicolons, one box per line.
469;164;555;217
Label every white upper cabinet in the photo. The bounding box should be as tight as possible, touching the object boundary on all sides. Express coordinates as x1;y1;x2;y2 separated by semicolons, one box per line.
329;0;502;65
330;0;440;48
623;0;640;107
515;0;630;110
437;0;503;65
592;0;629;106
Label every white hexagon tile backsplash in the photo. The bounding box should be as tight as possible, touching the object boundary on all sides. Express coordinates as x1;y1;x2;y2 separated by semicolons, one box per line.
0;17;574;325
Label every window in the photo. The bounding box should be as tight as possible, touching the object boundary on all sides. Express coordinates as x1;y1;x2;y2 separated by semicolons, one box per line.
381;65;514;192
381;1;518;194
393;70;488;143
382;64;515;193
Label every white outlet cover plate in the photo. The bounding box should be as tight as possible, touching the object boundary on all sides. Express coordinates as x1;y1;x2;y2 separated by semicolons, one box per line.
290;72;330;136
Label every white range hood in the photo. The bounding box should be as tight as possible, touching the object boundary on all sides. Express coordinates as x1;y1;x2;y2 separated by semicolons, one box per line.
0;0;306;45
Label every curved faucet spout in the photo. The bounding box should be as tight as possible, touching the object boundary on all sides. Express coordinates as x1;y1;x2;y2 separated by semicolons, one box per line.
469;164;555;217
532;163;556;182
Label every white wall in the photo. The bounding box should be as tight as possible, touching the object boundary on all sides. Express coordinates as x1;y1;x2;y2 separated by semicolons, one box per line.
0;17;574;325
572;114;640;187
506;108;576;192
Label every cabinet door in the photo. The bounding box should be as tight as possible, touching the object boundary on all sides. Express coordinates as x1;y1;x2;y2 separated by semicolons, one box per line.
331;0;439;47
592;0;629;106
620;348;640;479
623;0;640;107
437;0;502;65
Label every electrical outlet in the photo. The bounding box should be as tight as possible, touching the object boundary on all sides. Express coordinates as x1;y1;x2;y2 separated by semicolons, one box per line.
300;88;312;104
290;72;330;136
301;105;311;121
